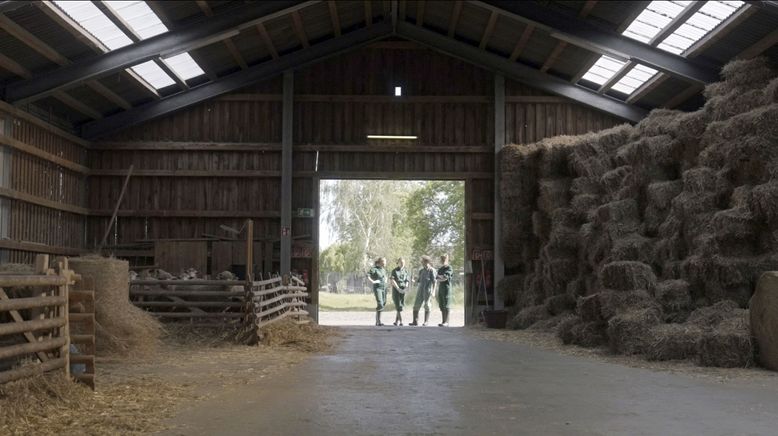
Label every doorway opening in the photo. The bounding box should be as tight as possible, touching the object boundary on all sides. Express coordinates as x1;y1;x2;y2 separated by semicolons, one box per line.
317;179;466;327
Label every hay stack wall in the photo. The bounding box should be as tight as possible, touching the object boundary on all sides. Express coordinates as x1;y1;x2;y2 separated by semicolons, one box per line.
499;57;778;367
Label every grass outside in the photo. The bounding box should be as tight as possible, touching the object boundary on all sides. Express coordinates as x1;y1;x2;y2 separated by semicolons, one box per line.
320;286;465;312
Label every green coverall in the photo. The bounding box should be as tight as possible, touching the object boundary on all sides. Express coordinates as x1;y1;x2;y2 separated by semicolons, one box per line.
391;266;409;311
368;266;387;311
413;265;436;325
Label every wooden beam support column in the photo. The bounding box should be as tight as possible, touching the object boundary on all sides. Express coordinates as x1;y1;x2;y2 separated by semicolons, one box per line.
281;71;294;275
493;73;505;310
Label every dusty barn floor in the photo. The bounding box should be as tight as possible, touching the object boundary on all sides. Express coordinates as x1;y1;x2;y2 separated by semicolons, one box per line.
160;326;778;436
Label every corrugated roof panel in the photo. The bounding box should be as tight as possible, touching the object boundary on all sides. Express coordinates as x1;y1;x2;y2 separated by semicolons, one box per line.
104;0;167;39
451;3;491;44
5;5;94;63
582;56;628;85
657;1;744;54
264;13;304;55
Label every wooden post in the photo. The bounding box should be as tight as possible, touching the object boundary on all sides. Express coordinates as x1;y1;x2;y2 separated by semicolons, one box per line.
245;219;254;283
98;165;133;250
280;70;293;275
56;258;70;378
493;73;505;310
310;176;320;323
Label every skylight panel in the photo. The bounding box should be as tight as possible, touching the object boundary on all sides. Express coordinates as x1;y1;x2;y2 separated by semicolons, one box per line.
611;64;659;94
104;0;205;81
104;1;167;39
576;0;745;98
581;56;627;85
163;53;205;81
658;1;744;55
131;60;175;89
53;1;132;50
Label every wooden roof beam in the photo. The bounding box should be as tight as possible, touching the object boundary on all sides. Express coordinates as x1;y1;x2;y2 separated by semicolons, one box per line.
396;22;647;122
291;10;310;48
257;22;279;60
448;1;462;37
628;3;757;104
540;0;596;73
0;12;116;115
4;1;312;104
38;0;159;99
597;1;703;94
196;1;248;70
508;24;534;61
81;21;394;139
364;1;373;27
473;0;720;84
329;1;341;36
479;11;498;50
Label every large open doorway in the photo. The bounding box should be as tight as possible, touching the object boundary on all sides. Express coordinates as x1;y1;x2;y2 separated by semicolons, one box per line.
317;179;466;327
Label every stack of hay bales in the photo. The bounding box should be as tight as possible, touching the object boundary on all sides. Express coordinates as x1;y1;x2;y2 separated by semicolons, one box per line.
69;256;162;357
500;57;778;368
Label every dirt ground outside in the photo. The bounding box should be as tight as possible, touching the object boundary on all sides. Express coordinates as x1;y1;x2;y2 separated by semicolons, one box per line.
319;310;465;327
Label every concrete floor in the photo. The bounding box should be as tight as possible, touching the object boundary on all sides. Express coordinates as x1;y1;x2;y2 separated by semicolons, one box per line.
319;309;465;326
164;327;778;436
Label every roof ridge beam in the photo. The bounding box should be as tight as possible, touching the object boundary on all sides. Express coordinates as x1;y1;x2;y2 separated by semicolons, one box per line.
395;21;647;122
4;0;317;104
472;0;720;84
81;21;394;139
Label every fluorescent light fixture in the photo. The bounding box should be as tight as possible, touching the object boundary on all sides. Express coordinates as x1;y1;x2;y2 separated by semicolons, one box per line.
367;135;418;140
394;86;402;96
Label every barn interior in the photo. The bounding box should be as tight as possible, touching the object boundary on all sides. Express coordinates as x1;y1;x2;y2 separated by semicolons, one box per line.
1;0;778;434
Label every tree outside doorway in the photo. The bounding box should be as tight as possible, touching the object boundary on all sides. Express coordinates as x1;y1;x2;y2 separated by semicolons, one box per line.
318;179;465;326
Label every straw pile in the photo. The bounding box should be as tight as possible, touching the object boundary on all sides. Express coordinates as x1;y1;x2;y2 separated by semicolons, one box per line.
69;256;162;357
499;57;778;368
258;318;337;352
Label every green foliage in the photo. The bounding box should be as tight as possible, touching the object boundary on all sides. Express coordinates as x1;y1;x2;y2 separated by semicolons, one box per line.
320;180;465;284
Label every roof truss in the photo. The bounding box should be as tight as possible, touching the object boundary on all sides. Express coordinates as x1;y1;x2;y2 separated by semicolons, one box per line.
472;0;721;84
3;1;315;104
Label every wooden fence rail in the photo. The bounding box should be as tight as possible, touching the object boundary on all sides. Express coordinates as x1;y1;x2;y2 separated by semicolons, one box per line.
237;275;310;344
0;255;75;385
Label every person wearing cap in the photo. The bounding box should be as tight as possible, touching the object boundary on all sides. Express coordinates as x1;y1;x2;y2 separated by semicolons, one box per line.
410;255;436;326
390;257;410;326
367;257;388;326
436;254;454;327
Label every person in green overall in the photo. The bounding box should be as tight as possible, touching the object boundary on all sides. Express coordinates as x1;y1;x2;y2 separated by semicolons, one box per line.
367;257;387;326
410;255;436;326
390;257;410;326
436;254;454;327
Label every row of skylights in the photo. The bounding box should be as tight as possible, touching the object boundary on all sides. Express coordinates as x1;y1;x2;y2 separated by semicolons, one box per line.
579;0;744;97
53;1;205;90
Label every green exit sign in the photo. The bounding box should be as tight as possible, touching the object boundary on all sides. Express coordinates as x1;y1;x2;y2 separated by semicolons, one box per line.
296;208;315;218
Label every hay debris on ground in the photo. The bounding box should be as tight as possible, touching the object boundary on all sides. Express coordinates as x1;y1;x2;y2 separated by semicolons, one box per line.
258;318;338;352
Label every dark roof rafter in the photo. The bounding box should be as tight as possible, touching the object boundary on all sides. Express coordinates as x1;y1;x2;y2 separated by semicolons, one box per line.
81;21;394;139
395;21;647;122
473;0;721;84
3;1;316;104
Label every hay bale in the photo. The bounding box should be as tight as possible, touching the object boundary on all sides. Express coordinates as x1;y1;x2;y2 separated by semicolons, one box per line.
711;207;756;244
598;289;659;320
571;194;600;221
607;307;662;355
545;293;576;316
703;57;775;99
595;199;640;225
497;274;525;309
699;136;777;185
531;211;550;239
635;109;683;137
577;294;603;322
645;324;703;361
571;177;602;196
653;280;692;314
529;313;577;332
765;76;778;104
750;181;778;223
686;300;740;328
647;180;682;210
697;312;753;368
537;178;571;214
558;317;608;347
750;272;778;370
510;305;550;330
600;261;656;292
704;104;778;143
610;234;653;263
69;256;162;357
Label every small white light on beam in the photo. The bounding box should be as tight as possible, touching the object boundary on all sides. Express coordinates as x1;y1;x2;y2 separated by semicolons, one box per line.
367;135;418;140
394;86;402;96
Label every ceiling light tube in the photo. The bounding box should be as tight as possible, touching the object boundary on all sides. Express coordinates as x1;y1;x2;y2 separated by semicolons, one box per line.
367;135;418;140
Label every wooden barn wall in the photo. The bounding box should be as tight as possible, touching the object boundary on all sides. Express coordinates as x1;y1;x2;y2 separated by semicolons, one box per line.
0;102;89;263
88;47;624;305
